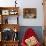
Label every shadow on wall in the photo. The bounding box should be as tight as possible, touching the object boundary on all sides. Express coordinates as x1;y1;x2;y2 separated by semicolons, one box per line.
18;26;44;45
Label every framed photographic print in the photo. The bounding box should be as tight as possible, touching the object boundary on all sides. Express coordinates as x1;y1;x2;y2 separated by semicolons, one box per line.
9;10;15;15
9;10;18;15
1;28;13;41
8;16;18;24
2;15;18;24
2;10;9;15
23;8;37;18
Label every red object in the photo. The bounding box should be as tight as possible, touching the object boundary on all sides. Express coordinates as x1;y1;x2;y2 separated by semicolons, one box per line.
21;28;41;46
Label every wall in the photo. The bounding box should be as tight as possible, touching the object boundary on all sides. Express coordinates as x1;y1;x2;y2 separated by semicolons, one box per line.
0;0;44;26
18;0;44;26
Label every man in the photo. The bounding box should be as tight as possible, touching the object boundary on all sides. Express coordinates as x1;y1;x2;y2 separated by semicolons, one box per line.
21;28;41;46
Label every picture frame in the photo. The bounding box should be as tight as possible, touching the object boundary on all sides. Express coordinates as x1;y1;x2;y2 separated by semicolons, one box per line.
1;28;13;41
23;8;37;18
2;10;9;15
2;16;18;24
2;16;8;24
1;28;18;41
8;16;18;24
9;10;18;15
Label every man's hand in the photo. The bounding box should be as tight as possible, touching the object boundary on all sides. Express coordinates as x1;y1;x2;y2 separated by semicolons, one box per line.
25;36;38;46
